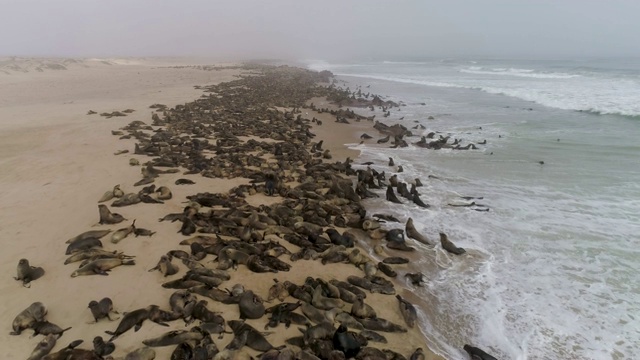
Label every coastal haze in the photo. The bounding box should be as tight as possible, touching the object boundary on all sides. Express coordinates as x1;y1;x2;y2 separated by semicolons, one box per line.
1;1;639;360
1;0;639;59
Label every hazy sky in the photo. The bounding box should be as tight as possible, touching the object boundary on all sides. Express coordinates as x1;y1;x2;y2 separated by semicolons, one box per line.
1;0;638;60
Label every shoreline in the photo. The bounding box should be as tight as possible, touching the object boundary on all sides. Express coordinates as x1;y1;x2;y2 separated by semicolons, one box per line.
0;60;445;359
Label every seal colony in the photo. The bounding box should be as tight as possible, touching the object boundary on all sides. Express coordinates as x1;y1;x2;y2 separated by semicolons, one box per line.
6;64;498;360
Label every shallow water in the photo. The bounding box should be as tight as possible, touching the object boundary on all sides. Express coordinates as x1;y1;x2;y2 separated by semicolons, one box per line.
308;59;640;360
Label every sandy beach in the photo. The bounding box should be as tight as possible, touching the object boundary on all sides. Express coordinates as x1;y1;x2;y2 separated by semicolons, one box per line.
0;59;443;359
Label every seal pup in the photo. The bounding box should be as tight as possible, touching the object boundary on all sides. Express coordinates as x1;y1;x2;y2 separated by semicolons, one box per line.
332;325;361;358
463;345;498;360
88;297;119;323
97;205;126;225
405;218;434;247
388;157;394;166
71;258;135;277
111;220;136;244
440;233;466;255
148;255;179;277
30;321;71;337
27;334;57;360
396;295;417;328
15;258;45;287
134;227;156;237
93;336;115;357
11;302;47;335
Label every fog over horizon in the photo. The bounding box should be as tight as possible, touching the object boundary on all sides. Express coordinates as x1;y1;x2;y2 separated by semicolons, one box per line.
1;0;639;61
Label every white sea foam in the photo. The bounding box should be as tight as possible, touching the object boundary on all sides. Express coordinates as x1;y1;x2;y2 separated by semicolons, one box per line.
338;63;640;359
459;66;580;79
336;71;640;117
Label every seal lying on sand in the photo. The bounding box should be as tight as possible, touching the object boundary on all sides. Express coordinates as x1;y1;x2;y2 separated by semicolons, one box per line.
11;302;47;335
71;258;135;277
26;334;57;360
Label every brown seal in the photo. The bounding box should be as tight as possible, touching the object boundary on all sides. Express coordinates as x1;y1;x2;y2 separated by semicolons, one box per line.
148;255;179;277
15;258;45;287
88;297;119;323
97;205;126;225
142;329;204;347
105;305;157;342
11;302;47;335
71;258;135;277
238;290;265;319
396;295;417;328
31;321;71;337
27;334;57;360
405;218;434;247
66;230;112;244
111;220;136;244
440;232;466;255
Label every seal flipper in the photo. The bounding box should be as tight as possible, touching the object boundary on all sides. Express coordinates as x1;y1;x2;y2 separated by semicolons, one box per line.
94;269;110;276
134;321;144;332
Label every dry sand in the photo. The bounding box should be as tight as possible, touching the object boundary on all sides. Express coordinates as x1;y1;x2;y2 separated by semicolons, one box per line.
0;58;444;359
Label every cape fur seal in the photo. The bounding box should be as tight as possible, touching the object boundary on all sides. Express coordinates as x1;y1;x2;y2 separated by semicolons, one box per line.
71;258;135;277
148;255;179;277
93;336;115;357
385;185;402;204
27;334;57;360
396;295;417;328
228;320;275;351
332;325;361;358
97;205;126;225
142;329;204;347
65;237;103;255
105;305;157;341
238;290;265;319
11;302;47;335
405;218;434;247
111;220;136;244
123;347;156;360
440;232;466;255
463;345;498;360
31;321;72;337
15;258;45;287
88;297;119;322
66;230;112;244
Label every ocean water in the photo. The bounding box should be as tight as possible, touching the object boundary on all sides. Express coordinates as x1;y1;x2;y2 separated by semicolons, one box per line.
307;59;640;360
